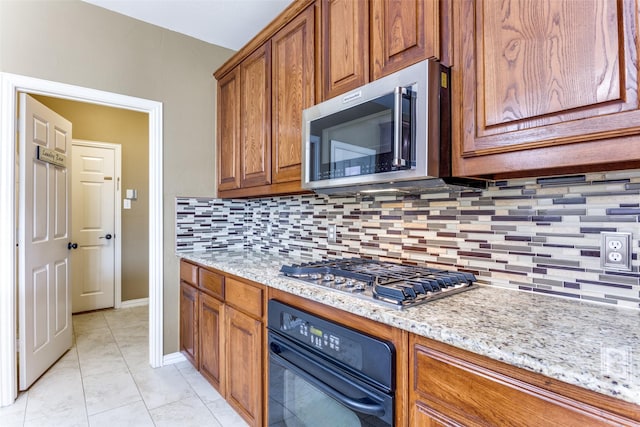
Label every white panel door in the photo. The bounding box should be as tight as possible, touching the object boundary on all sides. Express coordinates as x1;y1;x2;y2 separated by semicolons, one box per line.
18;94;73;390
71;143;116;313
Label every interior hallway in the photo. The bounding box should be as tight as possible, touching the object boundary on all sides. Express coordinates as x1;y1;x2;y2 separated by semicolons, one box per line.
0;305;248;427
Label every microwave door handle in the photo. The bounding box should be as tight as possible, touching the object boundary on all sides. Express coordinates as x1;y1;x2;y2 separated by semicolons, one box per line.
393;86;407;167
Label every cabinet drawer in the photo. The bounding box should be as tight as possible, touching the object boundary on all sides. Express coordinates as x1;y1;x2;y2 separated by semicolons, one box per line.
180;260;198;286
199;268;225;300
225;278;263;319
413;344;623;426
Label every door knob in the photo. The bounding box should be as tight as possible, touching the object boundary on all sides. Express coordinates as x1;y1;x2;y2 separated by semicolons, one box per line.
68;242;78;250
99;233;113;240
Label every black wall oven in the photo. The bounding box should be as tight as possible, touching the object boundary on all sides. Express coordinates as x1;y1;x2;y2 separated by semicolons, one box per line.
267;300;395;427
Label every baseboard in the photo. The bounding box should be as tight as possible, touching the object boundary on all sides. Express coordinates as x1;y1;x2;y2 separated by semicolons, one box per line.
119;298;149;308
163;352;187;365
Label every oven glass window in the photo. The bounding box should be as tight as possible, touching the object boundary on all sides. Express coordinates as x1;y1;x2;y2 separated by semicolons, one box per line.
269;359;391;427
285;370;359;426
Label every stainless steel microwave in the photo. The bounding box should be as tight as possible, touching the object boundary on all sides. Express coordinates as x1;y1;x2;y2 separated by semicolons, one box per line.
302;59;451;194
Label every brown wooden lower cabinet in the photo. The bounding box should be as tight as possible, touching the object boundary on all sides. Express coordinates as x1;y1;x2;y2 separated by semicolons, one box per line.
226;305;263;426
198;292;224;393
412;401;459;427
179;280;198;367
409;334;640;427
179;259;265;427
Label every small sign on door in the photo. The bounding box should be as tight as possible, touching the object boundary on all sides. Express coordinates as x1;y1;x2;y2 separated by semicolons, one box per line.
36;146;67;168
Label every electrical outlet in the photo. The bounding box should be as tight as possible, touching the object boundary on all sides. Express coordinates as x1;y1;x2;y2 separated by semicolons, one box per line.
601;346;632;381
601;232;632;271
327;224;337;243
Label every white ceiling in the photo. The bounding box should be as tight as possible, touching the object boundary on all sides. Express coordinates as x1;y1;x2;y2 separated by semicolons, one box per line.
82;0;293;51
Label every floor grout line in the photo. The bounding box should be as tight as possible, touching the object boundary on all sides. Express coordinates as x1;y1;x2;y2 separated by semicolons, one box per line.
101;309;157;426
75;311;102;427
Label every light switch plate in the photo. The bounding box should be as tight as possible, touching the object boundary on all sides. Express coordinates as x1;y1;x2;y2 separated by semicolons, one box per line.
123;199;132;209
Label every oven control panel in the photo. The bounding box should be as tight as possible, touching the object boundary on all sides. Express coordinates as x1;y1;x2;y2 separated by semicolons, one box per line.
282;312;362;369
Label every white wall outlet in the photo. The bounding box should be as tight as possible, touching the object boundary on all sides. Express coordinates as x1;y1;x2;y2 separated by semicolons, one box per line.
327;224;337;243
601;346;632;381
601;232;632;271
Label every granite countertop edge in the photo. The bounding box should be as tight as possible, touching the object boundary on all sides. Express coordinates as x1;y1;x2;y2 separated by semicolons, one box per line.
178;249;640;407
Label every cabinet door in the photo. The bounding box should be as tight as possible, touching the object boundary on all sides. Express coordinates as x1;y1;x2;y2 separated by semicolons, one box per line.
199;293;224;393
216;67;241;192
412;402;457;427
241;42;272;188
179;281;198;367
453;0;640;177
321;0;369;99
370;0;439;80
226;306;262;427
272;5;315;184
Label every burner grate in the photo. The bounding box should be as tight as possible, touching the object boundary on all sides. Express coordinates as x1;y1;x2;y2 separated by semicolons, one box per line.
280;258;478;309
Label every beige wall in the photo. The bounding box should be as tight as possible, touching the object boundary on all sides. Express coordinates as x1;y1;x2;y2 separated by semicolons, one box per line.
1;0;235;353
33;95;149;301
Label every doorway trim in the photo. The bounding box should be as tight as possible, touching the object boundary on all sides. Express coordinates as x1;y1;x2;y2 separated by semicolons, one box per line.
0;72;164;407
72;139;123;311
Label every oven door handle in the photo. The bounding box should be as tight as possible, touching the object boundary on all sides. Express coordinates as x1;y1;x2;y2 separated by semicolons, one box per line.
270;340;387;418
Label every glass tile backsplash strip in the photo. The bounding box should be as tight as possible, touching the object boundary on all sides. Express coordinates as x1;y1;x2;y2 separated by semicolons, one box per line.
175;197;245;252
176;169;640;309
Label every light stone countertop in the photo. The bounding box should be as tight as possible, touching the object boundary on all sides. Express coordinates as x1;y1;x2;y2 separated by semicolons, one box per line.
178;249;640;406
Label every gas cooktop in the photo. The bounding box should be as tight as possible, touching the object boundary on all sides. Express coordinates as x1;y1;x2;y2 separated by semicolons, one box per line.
280;258;479;309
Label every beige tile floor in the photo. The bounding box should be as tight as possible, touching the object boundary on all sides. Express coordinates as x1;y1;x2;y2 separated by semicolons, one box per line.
0;305;249;427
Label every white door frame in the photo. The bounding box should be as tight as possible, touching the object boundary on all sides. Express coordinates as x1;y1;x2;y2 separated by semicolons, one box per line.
0;72;164;406
72;139;123;310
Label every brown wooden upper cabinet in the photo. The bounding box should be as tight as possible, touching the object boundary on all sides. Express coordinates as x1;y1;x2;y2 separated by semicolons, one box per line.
216;68;241;192
452;0;640;178
216;3;315;198
370;0;440;79
321;0;440;100
241;43;272;189
271;7;316;185
321;0;369;100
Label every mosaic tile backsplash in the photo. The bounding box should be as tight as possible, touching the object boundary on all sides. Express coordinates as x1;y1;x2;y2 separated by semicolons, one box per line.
176;169;640;309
